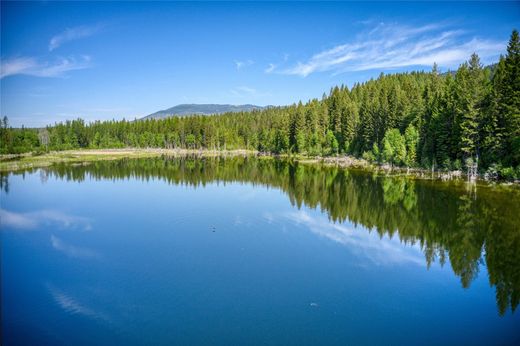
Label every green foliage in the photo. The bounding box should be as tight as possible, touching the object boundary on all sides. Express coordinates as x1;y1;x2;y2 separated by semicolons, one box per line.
362;142;380;163
455;54;488;158
0;118;41;154
325;130;339;155
404;124;419;167
486;163;520;181
371;142;380;162
382;128;406;165
362;150;375;162
453;159;462;171
185;134;196;148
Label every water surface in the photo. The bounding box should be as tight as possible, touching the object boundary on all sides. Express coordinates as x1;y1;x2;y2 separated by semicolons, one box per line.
1;156;519;345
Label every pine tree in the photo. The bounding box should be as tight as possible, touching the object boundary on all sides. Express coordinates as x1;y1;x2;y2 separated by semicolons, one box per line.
436;74;455;167
456;54;488;163
481;57;507;166
340;94;358;153
502;30;520;166
404;124;419;167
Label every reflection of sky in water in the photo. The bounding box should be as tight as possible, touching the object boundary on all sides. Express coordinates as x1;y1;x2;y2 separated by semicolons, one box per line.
2;168;519;345
0;208;92;230
47;283;110;323
278;210;425;266
50;235;100;259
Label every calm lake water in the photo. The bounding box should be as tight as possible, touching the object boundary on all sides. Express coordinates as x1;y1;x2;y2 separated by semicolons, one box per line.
1;156;519;345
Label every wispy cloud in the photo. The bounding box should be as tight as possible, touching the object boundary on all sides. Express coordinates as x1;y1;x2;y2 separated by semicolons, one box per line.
49;24;103;51
0;208;92;231
1;23;99;79
0;57;37;79
265;54;289;74
51;235;100;259
275;22;504;77
234;59;254;71
265;63;277;73
0;56;91;79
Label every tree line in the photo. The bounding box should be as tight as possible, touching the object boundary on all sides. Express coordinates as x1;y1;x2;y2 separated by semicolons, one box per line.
1;30;519;178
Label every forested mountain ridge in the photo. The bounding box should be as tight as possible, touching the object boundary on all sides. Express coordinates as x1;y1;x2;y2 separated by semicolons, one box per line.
1;30;519;179
142;104;265;120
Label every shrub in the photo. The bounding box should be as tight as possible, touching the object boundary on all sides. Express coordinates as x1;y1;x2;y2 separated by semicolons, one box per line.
499;166;517;181
453;159;462;170
362;151;375;162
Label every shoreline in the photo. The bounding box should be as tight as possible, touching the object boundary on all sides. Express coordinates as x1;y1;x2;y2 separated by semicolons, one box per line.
0;148;257;172
1;148;518;184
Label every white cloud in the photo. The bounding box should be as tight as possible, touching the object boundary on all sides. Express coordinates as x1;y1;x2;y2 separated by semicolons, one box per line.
277;22;504;77
0;57;38;78
265;54;289;73
234;59;254;71
0;56;91;79
49;24;102;51
265;63;277;73
0;208;92;231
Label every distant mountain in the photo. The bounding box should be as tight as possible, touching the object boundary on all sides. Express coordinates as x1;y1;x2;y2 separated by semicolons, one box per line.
142;104;265;120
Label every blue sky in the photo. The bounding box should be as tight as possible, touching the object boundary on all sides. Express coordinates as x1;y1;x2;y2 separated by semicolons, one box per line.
1;1;519;127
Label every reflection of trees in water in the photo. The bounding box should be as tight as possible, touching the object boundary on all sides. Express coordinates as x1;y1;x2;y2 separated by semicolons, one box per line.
39;169;49;184
452;193;482;288
5;156;520;315
0;172;8;194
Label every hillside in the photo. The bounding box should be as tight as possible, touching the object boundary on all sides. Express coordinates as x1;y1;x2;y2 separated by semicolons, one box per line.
142;104;264;120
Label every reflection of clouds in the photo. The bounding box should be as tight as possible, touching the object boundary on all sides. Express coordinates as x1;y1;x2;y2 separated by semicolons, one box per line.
47;284;110;322
51;235;100;259
281;210;424;266
234;215;255;228
263;212;274;224
0;209;37;229
0;209;92;231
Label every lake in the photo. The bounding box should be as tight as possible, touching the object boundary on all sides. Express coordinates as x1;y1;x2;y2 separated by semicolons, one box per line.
1;156;519;345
